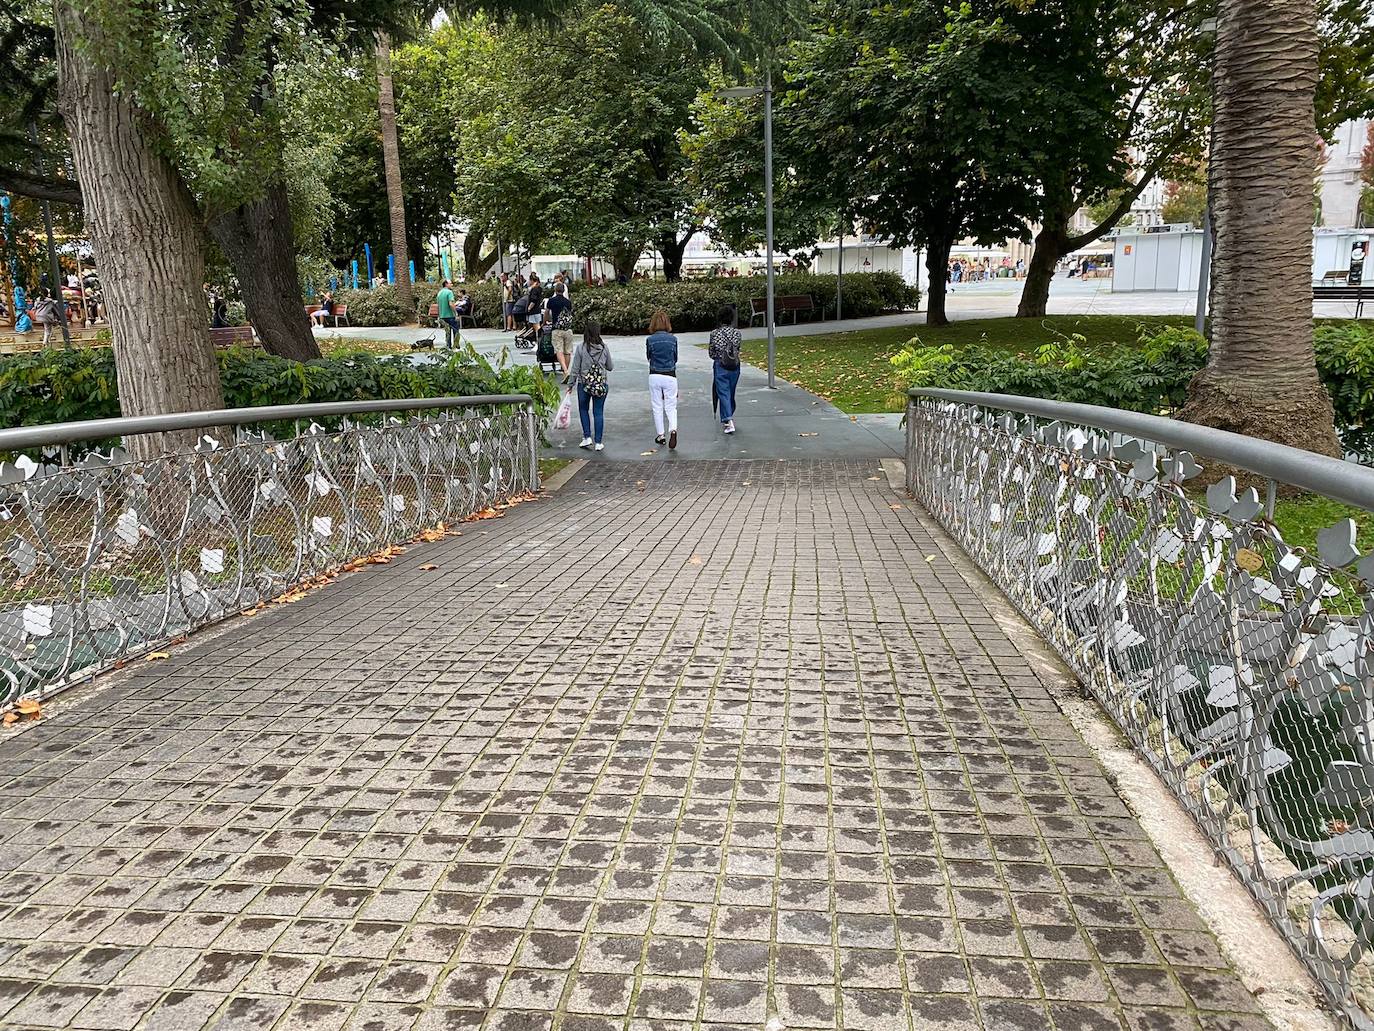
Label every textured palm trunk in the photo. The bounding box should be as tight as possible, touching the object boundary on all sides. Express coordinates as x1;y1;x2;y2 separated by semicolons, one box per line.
1181;0;1340;457
210;181;321;361
55;0;224;461
376;35;414;309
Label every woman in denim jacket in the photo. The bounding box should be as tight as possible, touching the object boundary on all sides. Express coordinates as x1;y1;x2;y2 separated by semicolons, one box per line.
645;309;679;450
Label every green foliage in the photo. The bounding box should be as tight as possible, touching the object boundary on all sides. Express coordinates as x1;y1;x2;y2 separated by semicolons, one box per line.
339;272;915;332
892;326;1208;414
892;321;1374;451
334;285;412;327
1314;322;1374;454
1162;178;1208;227
0;342;557;431
785;0;1043;281
575;272;915;334
0;347;121;428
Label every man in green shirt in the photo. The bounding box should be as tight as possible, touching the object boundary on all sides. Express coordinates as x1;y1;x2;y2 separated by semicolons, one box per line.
436;280;460;348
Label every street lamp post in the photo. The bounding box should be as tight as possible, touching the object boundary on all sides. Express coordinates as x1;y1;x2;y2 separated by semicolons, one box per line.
717;70;777;388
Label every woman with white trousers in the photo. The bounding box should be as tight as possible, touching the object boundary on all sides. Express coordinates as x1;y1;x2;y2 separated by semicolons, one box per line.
645;309;680;450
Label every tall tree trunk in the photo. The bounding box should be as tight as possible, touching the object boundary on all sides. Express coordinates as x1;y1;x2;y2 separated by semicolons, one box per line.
1180;0;1340;457
656;233;690;282
609;243;640;281
924;235;953;327
463;231;501;280
210;182;320;361
375;35;413;308
1017;219;1067;318
54;0;223;460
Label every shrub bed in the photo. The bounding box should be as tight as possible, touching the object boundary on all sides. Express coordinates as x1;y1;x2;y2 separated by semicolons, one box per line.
337;271;918;333
890;322;1374;455
0;346;556;434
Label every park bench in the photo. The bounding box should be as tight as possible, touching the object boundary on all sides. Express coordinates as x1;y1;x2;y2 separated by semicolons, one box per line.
210;326;257;348
305;303;350;327
749;294;817;326
1312;282;1367;317
428;301;479;329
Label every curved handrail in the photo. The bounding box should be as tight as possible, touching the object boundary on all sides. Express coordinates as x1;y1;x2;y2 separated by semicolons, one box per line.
909;388;1374;512
0;394;535;451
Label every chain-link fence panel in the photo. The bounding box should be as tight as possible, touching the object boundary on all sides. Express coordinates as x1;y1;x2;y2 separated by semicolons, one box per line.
0;398;537;706
908;393;1374;1028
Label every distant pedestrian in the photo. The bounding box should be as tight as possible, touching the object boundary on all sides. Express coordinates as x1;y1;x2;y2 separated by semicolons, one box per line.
645;309;679;450
708;304;742;435
435;280;461;347
569;319;613;451
30;289;61;346
546;282;574;381
501;273;515;330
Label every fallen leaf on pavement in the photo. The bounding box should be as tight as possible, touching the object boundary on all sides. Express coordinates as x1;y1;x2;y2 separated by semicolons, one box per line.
147;651;170;661
890;503;904;510
419;564;438;571
2;712;17;726
689;555;702;565
925;555;936;562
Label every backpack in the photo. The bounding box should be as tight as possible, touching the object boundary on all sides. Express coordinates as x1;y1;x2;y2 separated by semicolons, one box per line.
581;353;608;398
555;309;573;331
715;329;741;371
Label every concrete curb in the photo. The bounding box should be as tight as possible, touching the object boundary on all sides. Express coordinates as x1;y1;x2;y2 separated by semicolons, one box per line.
893;459;1339;1031
541;459;586;493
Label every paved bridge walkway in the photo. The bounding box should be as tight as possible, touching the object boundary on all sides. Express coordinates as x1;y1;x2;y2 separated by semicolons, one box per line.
0;461;1275;1030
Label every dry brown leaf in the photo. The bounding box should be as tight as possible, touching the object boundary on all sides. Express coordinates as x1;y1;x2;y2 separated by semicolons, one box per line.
147;651;170;661
17;699;40;715
689;555;702;565
890;503;904;510
419;564;439;571
169;635;187;645
2;711;17;726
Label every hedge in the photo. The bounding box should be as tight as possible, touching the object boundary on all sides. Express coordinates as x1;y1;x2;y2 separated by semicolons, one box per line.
0;345;557;436
335;271;919;334
891;321;1374;456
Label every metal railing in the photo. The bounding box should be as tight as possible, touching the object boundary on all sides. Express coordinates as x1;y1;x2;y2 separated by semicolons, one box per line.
907;388;1374;1028
1;395;537;707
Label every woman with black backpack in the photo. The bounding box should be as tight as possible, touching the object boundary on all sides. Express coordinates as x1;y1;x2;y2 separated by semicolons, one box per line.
708;304;743;435
568;319;613;451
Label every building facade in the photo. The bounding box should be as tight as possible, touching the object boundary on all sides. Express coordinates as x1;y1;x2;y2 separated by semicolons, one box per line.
1321;118;1371;229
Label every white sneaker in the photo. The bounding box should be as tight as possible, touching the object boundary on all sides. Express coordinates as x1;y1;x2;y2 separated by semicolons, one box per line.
579;437;593;449
594;443;604;451
724;421;735;434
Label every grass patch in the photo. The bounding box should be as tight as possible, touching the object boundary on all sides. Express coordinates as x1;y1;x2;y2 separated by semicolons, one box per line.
319;335;410;357
1271;493;1374;556
539;457;571;483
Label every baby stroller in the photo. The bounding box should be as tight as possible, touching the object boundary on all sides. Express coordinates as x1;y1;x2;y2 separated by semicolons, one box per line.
535;324;559;374
512;297;536;349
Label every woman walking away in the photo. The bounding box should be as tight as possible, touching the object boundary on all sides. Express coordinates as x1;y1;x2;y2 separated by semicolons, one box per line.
645;309;679;450
569;319;613;451
708;304;742;434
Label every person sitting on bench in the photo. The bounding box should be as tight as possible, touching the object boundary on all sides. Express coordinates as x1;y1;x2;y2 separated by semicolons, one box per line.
310;292;336;325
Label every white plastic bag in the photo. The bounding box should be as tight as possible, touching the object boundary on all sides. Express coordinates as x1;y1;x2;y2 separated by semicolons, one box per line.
553;390;573;430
